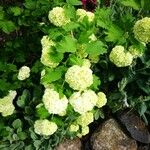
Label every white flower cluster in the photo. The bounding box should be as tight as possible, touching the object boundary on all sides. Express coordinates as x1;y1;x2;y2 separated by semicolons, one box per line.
109;45;133;67
41;36;59;68
133;17;150;43
48;7;70;27
34;119;58;136
96;92;107;108
65;65;93;91
69;90;98;114
0;90;17;117
76;9;95;22
18;66;30;81
42;88;68;116
129;45;143;58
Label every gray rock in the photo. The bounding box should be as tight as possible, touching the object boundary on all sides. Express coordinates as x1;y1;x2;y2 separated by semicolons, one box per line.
55;138;81;150
91;118;137;150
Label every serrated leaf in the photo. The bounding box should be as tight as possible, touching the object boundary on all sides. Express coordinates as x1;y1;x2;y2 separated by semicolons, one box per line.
68;54;83;66
86;40;107;56
120;0;141;10
90;75;101;91
10;7;22;16
56;36;77;53
66;0;82;5
63;22;79;32
105;24;126;44
36;105;50;119
0;20;16;34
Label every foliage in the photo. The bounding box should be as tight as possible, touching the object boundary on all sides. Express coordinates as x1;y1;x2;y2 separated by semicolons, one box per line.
0;0;150;149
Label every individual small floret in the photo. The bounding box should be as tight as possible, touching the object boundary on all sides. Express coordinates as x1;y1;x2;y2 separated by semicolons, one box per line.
133;17;150;43
65;65;93;91
109;46;133;67
96;92;107;108
69;90;98;114
69;124;79;132
18;66;30;80
48;7;70;27
34;119;57;136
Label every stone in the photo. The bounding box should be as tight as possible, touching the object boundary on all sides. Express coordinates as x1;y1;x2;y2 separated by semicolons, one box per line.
91;118;137;150
55;138;82;150
117;110;150;143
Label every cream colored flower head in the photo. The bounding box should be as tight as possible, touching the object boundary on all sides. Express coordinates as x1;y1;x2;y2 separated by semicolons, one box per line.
76;9;94;22
18;66;30;81
69;124;79;132
42;88;68;116
69;90;98;114
65;65;93;91
133;17;150;43
0;90;17;117
34;119;57;136
129;45;144;58
96;92;107;108
48;7;70;27
41;36;59;68
109;45;133;67
77;112;94;126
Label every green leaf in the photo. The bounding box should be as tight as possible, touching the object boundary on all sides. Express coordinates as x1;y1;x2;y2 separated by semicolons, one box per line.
119;0;141;10
10;7;22;16
90;75;101;91
41;66;66;84
63;22;79;32
0;20;16;34
139;102;147;116
24;0;36;10
86;41;107;56
141;0;150;10
17;90;30;108
105;24;126;44
12;119;22;129
17;132;27;140
68;54;83;66
56;36;77;53
36;104;50;119
0;7;4;20
66;0;82;5
95;8;112;29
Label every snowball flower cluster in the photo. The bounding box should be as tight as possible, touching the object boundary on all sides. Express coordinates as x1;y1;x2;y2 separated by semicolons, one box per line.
41;36;59;68
82;59;91;68
133;17;150;43
34;119;57;136
96;92;107;108
18;66;30;81
76;9;95;22
65;65;93;91
42;88;68;116
77;112;94;126
0;90;17;117
69;124;79;132
129;45;143;58
69;90;98;114
48;7;70;27
109;46;133;67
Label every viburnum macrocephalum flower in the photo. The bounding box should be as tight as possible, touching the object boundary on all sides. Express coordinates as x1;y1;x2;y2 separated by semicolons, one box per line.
77;126;89;137
96;92;107;108
34;119;57;136
65;65;93;91
133;17;150;43
69;124;79;132
77;112;94;126
48;7;70;27
41;36;59;68
42;88;68;116
129;45;144;58
76;9;95;22
0;90;17;117
18;66;30;81
69;90;98;114
109;46;133;67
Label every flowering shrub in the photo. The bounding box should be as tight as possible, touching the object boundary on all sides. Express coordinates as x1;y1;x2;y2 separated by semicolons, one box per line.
0;0;150;149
